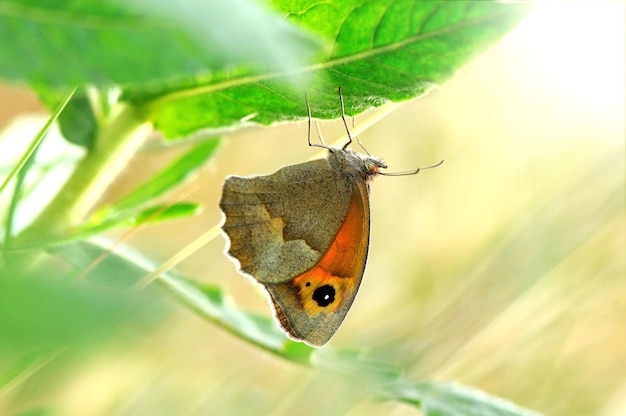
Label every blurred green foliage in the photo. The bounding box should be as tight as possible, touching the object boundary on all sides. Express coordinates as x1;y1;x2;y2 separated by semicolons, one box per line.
2;0;622;415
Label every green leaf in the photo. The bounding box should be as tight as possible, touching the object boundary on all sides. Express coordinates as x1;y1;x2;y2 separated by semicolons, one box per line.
27;202;202;250
53;239;308;354
0;89;74;198
2;89;75;249
133;1;531;138
13;407;56;416
157;261;540;415
384;382;541;416
122;202;201;225
0;270;157;351
0;0;320;88
55;95;98;149
160;274;297;354
36;86;119;148
49;239;540;415
282;338;315;364
89;201;201;232
0;351;43;392
38;138;221;245
97;138;219;215
53;240;156;288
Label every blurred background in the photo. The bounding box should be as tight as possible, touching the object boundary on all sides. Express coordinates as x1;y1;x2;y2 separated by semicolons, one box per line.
0;2;624;415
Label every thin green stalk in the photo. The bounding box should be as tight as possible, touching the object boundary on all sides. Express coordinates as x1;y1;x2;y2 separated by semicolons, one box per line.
0;88;75;197
15;103;153;246
4;140;41;247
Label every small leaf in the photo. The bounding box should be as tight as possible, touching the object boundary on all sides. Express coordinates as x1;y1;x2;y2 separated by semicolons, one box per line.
14;202;200;251
56;96;98;149
100;138;219;215
87;202;201;234
127;202;201;224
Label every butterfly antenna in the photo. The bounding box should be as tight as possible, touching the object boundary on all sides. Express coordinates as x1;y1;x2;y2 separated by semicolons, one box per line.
315;120;326;145
351;116;372;156
306;93;312;146
380;159;445;176
338;87;354;150
306;93;330;150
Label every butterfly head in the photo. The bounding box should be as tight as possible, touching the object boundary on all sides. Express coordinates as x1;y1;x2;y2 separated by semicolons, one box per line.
328;147;387;183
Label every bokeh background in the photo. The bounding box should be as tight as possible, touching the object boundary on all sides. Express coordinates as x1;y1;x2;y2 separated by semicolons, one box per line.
1;2;624;415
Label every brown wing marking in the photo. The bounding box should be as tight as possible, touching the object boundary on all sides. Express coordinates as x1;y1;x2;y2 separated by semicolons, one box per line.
265;181;371;346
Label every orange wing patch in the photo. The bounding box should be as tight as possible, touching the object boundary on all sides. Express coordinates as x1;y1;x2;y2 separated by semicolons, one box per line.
292;187;369;316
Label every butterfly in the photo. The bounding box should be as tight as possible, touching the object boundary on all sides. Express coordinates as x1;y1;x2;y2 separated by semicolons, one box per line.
219;88;442;346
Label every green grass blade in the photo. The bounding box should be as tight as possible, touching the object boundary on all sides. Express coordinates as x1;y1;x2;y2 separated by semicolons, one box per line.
0;350;60;396
159;274;299;357
10;202;200;251
111;202;201;227
2;88;75;246
0;88;75;197
51;238;540;415
97;138;219;216
387;382;542;416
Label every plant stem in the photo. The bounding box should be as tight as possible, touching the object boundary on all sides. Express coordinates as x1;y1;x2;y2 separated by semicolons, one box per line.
15;103;153;245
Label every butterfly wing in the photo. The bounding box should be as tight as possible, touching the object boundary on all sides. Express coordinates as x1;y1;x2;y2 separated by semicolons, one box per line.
220;158;353;284
263;180;371;346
